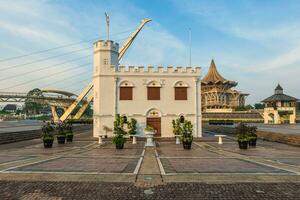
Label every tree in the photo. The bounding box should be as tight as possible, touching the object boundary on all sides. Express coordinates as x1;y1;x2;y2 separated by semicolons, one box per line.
23;88;44;115
254;103;265;109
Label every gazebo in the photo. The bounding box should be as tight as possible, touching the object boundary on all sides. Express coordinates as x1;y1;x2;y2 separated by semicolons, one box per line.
262;84;298;124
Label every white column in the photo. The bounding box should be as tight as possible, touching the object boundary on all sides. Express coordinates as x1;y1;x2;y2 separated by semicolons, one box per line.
195;77;202;137
114;76;119;115
198;77;202;137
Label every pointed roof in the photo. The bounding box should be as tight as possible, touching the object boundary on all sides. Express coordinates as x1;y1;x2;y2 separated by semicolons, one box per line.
275;84;283;91
275;84;283;94
202;59;237;86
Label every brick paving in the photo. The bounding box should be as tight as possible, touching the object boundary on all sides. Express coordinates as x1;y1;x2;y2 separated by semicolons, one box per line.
0;155;31;164
0;181;299;200
161;158;289;174
11;157;139;173
156;142;222;158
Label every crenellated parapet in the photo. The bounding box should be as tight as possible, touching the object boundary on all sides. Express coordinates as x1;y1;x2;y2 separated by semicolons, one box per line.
93;40;119;53
111;65;201;75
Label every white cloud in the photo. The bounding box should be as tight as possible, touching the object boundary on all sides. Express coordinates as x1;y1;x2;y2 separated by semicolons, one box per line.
0;0;189;94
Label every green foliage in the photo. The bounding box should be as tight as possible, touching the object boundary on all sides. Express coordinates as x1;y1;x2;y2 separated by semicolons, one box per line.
236;123;257;142
56;122;68;136
254;103;265;109
42;122;54;140
144;125;155;132
128;118;137;135
112;114;127;145
23;88;45;115
172;119;181;135
172;117;193;143
235;104;254;111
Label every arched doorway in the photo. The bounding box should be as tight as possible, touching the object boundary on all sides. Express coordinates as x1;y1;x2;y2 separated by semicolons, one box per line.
146;108;161;137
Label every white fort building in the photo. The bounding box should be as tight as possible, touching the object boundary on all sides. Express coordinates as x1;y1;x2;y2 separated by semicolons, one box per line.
93;40;202;138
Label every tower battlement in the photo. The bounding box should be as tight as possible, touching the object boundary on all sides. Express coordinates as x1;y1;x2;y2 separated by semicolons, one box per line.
93;40;119;52
113;65;201;74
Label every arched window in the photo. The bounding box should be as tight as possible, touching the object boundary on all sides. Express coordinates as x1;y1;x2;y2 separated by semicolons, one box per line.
147;81;161;100
174;81;188;100
180;115;185;123
119;81;134;100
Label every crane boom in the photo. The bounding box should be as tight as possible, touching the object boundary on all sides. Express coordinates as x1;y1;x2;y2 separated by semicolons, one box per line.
59;18;151;122
118;18;151;60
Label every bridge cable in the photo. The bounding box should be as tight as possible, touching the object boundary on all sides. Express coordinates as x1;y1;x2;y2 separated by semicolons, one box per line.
0;29;135;62
0;62;91;91
0;47;91;71
0;55;91;82
39;71;91;89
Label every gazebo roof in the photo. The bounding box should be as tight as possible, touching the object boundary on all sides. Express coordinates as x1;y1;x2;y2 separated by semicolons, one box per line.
262;94;298;102
262;85;298;102
202;59;237;86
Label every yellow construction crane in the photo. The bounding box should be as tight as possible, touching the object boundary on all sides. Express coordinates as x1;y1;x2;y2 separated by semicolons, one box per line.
59;18;151;122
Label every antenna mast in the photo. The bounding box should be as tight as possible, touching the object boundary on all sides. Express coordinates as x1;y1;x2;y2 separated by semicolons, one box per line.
189;28;192;67
105;12;110;41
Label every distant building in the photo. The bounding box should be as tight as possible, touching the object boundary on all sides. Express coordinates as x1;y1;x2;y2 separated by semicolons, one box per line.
262;84;298;124
201;60;248;112
2;104;17;113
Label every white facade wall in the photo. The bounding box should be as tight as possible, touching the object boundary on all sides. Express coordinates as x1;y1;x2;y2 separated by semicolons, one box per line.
93;40;202;138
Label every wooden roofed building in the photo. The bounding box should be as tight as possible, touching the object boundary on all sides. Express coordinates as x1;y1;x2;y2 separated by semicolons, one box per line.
201;60;248;112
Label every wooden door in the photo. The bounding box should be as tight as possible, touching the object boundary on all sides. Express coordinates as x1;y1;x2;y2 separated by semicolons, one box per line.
146;117;161;137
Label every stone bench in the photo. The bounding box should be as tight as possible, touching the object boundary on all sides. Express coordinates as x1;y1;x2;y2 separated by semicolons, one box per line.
214;134;226;144
129;135;138;144
174;135;181;144
98;134;107;144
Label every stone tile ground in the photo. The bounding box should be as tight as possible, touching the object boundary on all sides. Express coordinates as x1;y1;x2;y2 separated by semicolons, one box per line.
0;155;31;164
160;158;288;174
0;181;299;200
10;157;140;173
0;130;300;199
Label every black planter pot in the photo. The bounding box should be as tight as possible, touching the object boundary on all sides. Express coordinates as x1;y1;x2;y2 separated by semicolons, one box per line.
66;134;74;142
115;143;124;149
238;141;248;149
182;141;192;150
43;139;54;148
249;138;257;147
57;135;66;144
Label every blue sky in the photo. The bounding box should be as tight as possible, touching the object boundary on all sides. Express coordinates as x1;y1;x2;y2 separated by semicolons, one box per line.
0;0;299;104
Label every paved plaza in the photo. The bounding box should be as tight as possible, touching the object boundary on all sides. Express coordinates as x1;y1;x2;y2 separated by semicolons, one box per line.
0;130;299;199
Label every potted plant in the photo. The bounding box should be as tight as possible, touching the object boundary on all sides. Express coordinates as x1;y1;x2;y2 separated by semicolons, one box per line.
181;120;193;150
144;125;155;147
65;123;74;142
112;114;127;149
144;125;155;135
173;117;194;149
172;119;181;136
128;118;137;136
236;123;250;149
248;125;257;147
56;122;66;144
42;122;54;148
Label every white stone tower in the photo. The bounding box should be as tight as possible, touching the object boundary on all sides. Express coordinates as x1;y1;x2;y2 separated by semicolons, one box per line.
93;40;119;137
